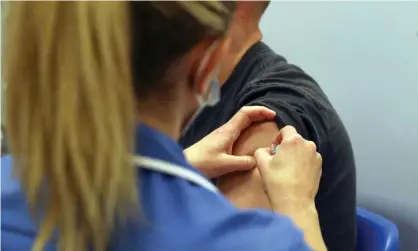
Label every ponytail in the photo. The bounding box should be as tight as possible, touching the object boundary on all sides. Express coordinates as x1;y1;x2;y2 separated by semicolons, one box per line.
4;2;136;251
4;1;236;251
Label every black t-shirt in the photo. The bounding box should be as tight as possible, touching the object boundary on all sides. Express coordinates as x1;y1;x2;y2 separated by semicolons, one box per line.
180;42;357;251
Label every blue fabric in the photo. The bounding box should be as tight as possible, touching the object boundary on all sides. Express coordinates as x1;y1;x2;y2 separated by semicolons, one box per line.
2;125;311;251
1;156;58;251
356;207;399;251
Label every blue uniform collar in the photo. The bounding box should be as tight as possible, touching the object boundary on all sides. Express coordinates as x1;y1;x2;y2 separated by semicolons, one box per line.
135;124;204;176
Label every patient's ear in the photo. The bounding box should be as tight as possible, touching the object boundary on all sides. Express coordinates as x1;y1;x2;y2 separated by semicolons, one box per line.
232;121;279;156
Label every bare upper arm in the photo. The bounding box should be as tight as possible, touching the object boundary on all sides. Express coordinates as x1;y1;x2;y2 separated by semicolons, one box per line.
217;120;279;210
232;121;279;156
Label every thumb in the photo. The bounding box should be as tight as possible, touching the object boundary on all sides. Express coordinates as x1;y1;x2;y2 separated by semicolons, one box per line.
219;154;256;174
254;147;273;174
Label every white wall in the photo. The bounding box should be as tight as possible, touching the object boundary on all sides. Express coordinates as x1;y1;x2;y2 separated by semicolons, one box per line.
261;2;418;250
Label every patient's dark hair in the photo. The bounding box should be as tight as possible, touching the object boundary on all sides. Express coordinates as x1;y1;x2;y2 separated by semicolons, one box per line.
259;1;271;13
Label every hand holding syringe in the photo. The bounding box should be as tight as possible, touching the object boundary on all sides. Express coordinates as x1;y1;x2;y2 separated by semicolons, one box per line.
254;126;327;251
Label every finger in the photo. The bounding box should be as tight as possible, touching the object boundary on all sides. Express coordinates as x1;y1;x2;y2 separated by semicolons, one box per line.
305;140;317;153
215;155;256;176
273;126;299;145
226;106;276;132
221;106;276;141
316;152;323;164
254;147;273;172
315;153;323;180
314;153;323;193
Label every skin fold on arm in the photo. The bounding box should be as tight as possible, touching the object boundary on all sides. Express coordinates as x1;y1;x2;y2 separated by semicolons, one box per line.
217;121;279;210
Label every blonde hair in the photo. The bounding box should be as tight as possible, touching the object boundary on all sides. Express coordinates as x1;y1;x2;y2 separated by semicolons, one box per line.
3;1;234;251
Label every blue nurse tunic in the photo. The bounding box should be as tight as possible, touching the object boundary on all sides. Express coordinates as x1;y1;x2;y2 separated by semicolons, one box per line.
1;125;312;251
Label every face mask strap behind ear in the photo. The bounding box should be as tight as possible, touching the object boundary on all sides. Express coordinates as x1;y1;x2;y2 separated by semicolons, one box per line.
204;78;220;106
195;41;221;106
181;42;222;136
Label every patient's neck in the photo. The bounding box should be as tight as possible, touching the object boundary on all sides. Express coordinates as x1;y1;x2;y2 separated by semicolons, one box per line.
219;25;262;85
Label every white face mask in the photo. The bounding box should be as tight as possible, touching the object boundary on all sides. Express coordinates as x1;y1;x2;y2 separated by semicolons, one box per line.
181;77;221;136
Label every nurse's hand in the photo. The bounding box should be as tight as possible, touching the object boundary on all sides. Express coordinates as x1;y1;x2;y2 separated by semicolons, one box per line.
254;125;322;214
184;106;276;178
254;126;327;251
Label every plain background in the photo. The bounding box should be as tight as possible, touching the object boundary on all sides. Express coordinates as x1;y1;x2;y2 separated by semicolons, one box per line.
0;1;417;250
261;2;418;250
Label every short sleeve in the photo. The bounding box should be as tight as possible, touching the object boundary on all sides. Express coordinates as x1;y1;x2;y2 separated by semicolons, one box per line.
237;79;330;155
234;63;357;251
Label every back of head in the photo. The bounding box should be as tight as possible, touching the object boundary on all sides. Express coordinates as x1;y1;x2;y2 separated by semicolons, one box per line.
227;1;270;41
238;1;270;23
3;2;235;251
256;0;271;15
